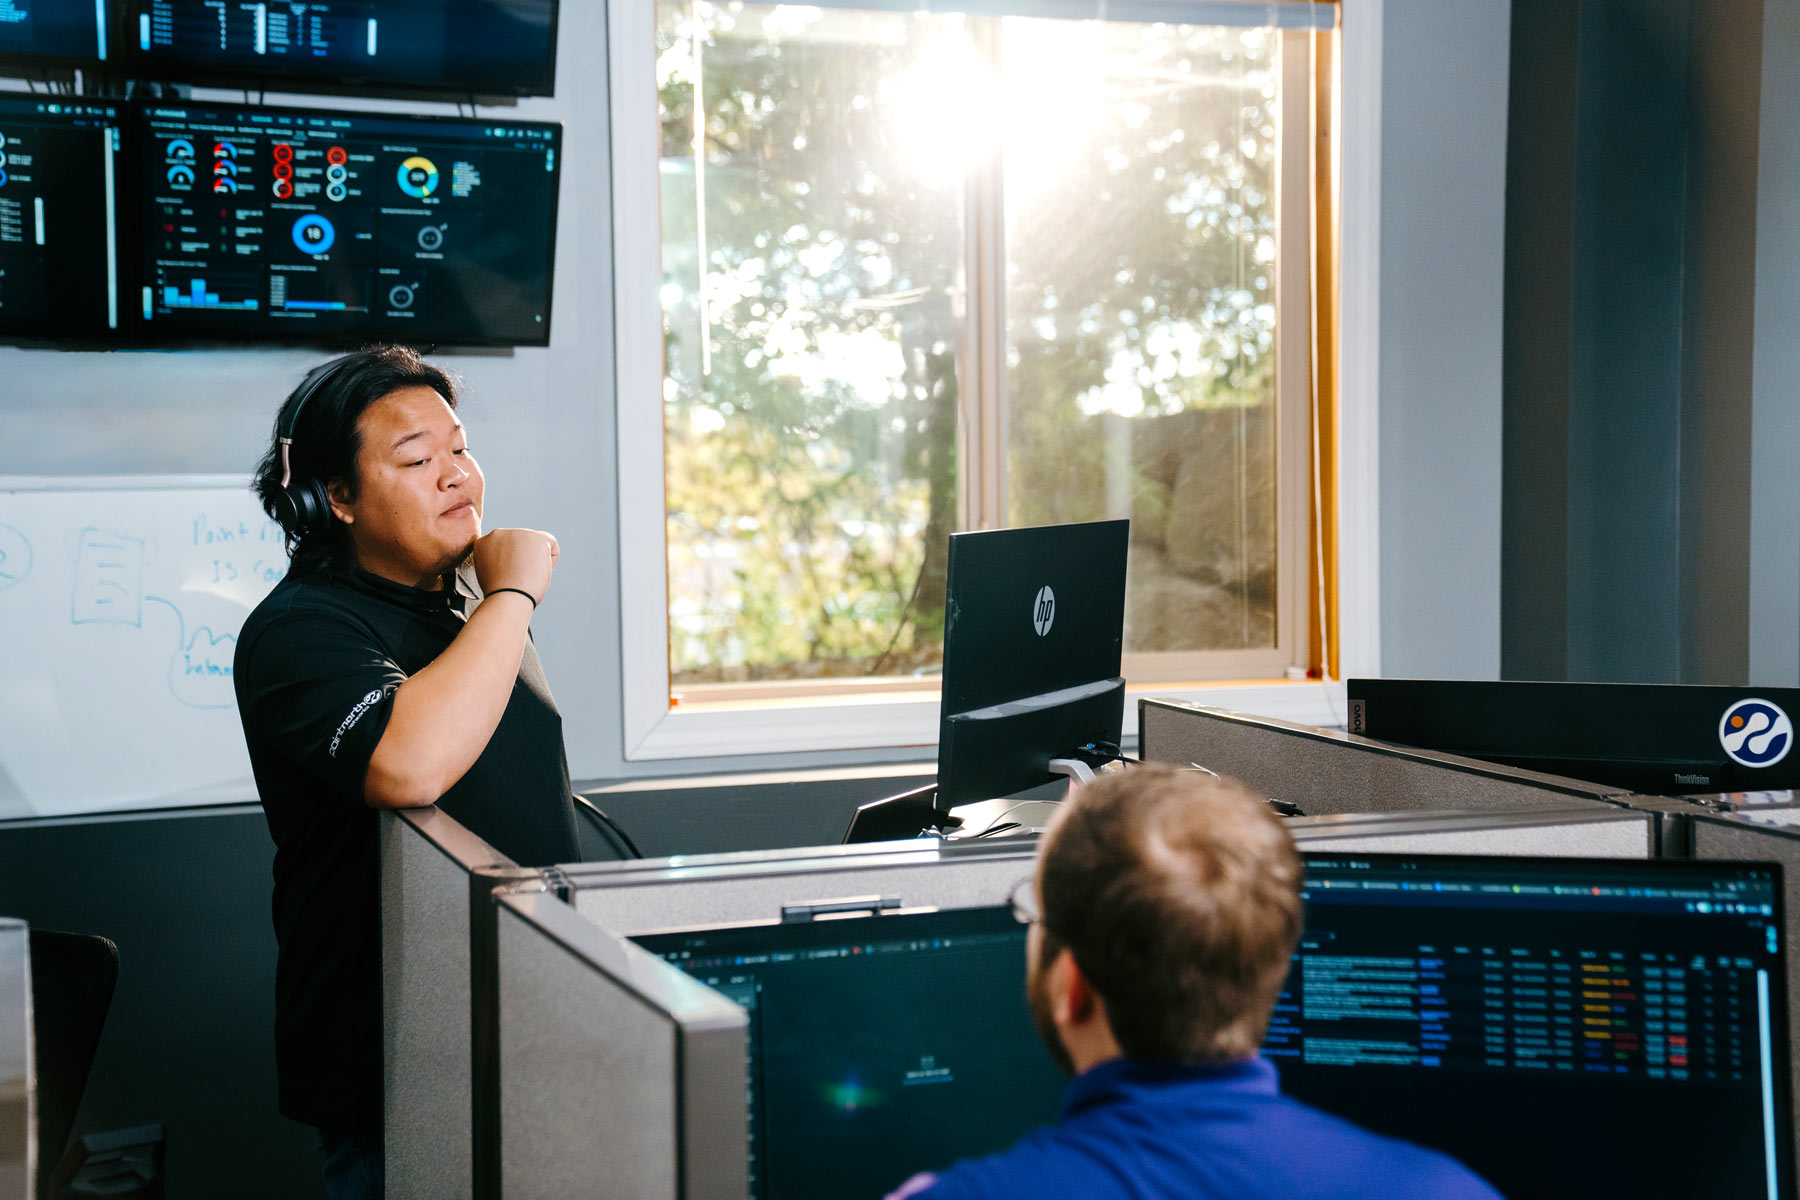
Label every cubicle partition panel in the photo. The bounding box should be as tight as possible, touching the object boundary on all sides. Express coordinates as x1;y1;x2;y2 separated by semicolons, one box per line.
564;807;1655;941
0;919;30;1200
1140;698;1631;817
1285;807;1653;859
480;807;1657;1194
492;890;747;1200
380;808;519;1200
565;839;1041;937
1686;812;1800;1166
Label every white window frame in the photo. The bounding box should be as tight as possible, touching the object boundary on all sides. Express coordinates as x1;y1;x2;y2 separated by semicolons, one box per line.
611;0;1382;761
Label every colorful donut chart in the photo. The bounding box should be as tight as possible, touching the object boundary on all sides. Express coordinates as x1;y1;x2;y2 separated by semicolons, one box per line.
396;156;439;199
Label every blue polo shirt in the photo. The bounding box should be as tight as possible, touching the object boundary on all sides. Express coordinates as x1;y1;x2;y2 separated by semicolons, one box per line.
885;1057;1504;1200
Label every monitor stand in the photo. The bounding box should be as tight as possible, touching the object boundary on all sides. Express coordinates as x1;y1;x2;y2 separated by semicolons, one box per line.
841;782;963;844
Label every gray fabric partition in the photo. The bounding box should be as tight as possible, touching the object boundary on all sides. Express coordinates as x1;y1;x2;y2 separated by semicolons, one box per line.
0;919;30;1200
1687;813;1800;1168
493;891;746;1200
1285;808;1651;859
568;840;1040;936
567;808;1652;939
484;807;1653;1193
1140;698;1629;814
380;808;516;1200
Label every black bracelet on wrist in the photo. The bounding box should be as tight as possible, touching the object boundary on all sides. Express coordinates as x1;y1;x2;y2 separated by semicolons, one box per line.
485;587;538;610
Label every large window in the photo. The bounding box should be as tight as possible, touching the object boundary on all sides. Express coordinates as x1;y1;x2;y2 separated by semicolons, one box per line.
615;0;1340;757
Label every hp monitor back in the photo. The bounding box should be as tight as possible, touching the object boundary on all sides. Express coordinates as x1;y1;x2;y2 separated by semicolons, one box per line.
935;520;1129;807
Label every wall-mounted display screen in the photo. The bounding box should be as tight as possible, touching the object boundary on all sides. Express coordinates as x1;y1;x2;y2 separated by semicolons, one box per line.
120;0;558;96
0;96;121;336
0;0;109;67
135;102;560;346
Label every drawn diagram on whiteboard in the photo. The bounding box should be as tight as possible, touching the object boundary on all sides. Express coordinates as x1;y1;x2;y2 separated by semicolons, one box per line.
70;528;147;625
146;595;238;710
0;524;30;592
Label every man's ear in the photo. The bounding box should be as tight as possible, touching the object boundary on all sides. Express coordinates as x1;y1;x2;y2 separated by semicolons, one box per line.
327;480;355;526
1051;947;1099;1027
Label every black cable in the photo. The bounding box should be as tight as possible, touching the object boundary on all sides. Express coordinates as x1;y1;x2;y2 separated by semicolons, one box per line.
572;793;643;860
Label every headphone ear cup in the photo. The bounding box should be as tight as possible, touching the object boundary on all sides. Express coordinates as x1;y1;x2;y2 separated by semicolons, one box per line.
272;488;301;536
288;478;333;536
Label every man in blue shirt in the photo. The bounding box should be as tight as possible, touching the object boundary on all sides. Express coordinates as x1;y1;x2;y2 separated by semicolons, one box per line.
886;766;1504;1200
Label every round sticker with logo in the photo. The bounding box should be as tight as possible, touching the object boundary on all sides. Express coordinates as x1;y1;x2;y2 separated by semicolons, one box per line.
1719;698;1794;769
1032;586;1056;637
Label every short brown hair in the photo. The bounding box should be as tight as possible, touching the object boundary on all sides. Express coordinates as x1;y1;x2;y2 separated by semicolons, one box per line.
1038;765;1303;1063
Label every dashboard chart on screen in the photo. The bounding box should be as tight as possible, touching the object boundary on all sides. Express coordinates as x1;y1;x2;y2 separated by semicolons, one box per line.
121;0;558;95
0;0;109;67
0;96;121;336
136;102;560;346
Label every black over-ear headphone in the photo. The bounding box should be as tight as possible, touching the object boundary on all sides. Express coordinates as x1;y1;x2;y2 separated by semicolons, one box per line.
273;355;357;537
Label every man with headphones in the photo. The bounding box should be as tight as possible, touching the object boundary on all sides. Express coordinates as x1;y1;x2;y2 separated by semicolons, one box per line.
233;346;585;1200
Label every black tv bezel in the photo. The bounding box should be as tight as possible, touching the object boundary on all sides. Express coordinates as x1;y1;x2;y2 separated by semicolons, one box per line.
125;97;563;349
111;0;562;99
0;95;131;342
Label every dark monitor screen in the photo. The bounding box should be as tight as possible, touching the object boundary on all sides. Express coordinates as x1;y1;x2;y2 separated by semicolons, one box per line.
0;96;123;337
1347;678;1800;795
134;101;560;346
119;0;558;96
640;855;1792;1200
633;906;1067;1200
0;0;108;67
935;519;1129;807
1285;854;1790;1199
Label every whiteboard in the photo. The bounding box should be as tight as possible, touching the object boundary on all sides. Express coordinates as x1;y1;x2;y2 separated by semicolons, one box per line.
0;478;288;818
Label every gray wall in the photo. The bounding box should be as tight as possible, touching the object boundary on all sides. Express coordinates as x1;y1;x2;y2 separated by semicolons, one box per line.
1750;0;1800;687
1502;0;1800;686
1376;0;1512;680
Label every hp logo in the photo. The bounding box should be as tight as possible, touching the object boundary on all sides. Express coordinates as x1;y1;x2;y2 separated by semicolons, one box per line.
1033;586;1056;637
1719;698;1794;768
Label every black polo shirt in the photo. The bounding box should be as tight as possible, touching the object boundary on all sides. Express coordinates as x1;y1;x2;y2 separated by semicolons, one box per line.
233;566;579;1132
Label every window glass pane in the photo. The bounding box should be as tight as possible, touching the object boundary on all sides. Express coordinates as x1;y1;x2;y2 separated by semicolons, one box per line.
1003;19;1281;652
659;2;964;685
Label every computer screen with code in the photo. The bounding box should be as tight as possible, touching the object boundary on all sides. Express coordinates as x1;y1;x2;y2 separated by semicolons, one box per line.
634;906;1066;1200
0;96;122;337
0;0;108;67
120;0;558;95
637;856;1792;1200
1282;855;1790;1198
134;101;560;346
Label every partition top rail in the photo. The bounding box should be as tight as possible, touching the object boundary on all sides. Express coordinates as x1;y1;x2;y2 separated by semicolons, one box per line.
394;806;518;872
1285;806;1653;840
557;833;1041;892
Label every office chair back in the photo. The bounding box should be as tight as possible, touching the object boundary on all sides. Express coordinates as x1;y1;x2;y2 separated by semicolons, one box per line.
28;930;118;1200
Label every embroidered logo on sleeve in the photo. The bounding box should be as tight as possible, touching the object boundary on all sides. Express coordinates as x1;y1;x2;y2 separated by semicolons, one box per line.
329;689;386;758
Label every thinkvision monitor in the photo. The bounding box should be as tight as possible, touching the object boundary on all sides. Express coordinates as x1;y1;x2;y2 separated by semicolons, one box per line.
134;101;561;346
1347;678;1800;794
0;97;123;337
119;0;559;96
633;906;1067;1200
643;856;1792;1200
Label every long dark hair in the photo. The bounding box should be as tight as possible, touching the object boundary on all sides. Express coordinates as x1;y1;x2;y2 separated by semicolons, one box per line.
253;346;460;580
